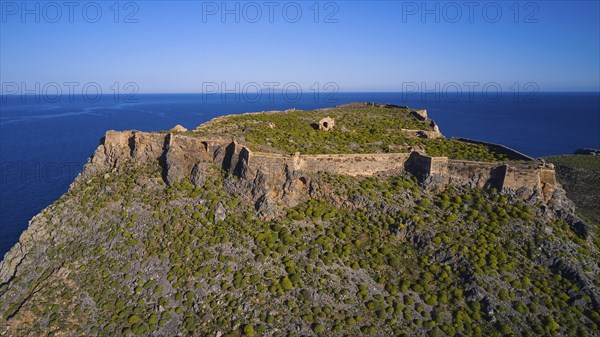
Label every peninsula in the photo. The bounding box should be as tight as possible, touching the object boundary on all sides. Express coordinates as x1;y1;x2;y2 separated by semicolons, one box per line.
1;103;598;337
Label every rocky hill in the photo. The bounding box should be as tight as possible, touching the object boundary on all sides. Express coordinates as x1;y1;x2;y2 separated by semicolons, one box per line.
1;104;599;337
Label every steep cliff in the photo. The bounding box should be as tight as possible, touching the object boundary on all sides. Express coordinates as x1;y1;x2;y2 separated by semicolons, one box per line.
77;130;563;220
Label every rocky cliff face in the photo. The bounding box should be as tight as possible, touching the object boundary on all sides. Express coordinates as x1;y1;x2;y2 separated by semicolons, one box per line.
3;131;584;268
79;129;595;264
1;128;599;337
77;131;314;220
80;131;562;219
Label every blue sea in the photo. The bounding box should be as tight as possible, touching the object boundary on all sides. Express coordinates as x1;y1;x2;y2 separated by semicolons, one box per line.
1;92;599;256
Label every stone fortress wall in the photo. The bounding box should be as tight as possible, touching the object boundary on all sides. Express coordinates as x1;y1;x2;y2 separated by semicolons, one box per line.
223;137;557;201
91;129;558;203
294;153;411;176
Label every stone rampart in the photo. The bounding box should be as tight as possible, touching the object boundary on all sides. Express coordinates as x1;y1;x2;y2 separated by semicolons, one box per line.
447;160;504;189
296;153;410;176
82;131;559;203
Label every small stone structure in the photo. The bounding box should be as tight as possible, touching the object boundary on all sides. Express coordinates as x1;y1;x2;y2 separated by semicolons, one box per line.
170;124;188;132
318;117;335;131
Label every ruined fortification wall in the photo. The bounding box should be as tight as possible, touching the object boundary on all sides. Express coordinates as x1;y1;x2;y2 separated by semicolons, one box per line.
297;153;410;176
502;165;541;192
446;160;504;189
429;157;449;175
498;164;561;201
83;131;558;205
400;151;557;199
165;135;211;184
85;131;168;176
239;150;412;180
400;129;444;139
404;152;447;178
246;152;294;178
102;130;168;163
539;167;559;200
404;152;432;178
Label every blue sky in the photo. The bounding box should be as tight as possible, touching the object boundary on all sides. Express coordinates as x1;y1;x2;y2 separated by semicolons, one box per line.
1;0;599;93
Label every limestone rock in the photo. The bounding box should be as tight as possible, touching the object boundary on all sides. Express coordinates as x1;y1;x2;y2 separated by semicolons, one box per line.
214;203;226;223
255;193;281;220
565;215;591;240
190;162;209;188
165;135;210;185
422;174;447;192
548;188;575;215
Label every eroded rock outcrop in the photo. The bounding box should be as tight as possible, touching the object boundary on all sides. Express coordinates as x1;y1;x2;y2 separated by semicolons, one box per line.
80;131;168;179
165;135;211;185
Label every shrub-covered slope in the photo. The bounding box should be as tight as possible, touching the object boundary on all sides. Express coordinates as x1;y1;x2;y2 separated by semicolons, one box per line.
546;155;600;250
1;158;599;337
194;104;514;161
546;155;600;226
1;105;598;336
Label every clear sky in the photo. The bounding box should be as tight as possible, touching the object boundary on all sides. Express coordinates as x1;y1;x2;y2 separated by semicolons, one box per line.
1;0;599;93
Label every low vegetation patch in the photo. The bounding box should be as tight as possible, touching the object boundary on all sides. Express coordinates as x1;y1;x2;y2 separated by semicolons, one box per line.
194;105;514;161
1;161;598;336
